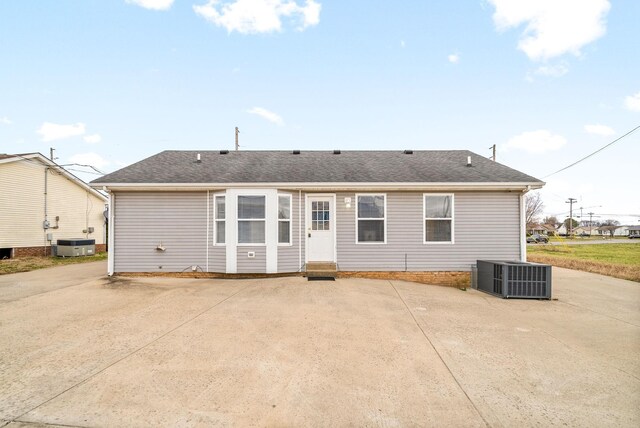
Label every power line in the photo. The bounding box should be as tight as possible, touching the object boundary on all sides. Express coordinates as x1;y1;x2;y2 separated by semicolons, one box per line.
542;124;640;179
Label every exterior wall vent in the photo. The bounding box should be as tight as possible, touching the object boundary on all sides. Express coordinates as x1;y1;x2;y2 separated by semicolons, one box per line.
333;150;341;154
292;150;301;155
404;150;413;154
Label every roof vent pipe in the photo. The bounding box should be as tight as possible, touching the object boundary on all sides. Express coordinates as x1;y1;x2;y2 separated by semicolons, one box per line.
466;156;472;167
404;150;413;154
220;150;229;155
333;150;341;154
196;153;201;163
292;150;301;155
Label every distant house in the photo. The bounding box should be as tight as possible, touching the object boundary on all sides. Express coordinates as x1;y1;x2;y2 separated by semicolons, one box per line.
0;153;107;258
596;225;629;237
573;226;596;236
91;149;544;283
628;226;640;238
527;223;556;235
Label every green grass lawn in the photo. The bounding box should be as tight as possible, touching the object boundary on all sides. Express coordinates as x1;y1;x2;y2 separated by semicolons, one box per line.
0;252;107;275
528;244;640;282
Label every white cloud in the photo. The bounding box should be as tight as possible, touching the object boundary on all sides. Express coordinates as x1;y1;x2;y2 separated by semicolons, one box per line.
448;53;459;64
534;63;568;77
126;0;174;10
193;0;321;34
69;153;110;170
37;122;86;142
624;91;640;112
488;0;610;61
247;107;284;126
0;117;11;125
584;124;614;136
84;134;102;144
503;130;567;154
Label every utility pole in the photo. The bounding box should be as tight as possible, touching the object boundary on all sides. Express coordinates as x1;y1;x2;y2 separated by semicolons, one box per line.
586;212;600;236
489;144;496;161
49;147;55;161
235;127;240;151
566;198;577;236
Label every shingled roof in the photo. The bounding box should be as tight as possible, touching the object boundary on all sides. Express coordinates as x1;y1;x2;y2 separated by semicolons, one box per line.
92;150;543;185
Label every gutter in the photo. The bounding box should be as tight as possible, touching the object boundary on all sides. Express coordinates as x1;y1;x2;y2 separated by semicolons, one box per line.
92;181;545;192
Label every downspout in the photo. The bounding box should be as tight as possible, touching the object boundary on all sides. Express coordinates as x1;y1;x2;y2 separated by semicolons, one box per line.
520;185;530;262
298;189;302;271
206;190;209;273
43;167;48;256
107;192;115;276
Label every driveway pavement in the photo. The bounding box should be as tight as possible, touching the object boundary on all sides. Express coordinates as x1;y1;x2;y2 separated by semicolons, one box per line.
0;262;638;427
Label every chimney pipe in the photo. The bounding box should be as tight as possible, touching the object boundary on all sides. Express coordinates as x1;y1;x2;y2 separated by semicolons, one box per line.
196;153;201;163
466;156;472;167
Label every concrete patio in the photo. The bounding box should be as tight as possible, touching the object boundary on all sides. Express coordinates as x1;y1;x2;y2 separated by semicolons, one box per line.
0;262;638;427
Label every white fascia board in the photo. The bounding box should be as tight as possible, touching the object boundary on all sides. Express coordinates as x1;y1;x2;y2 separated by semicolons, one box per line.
92;181;545;192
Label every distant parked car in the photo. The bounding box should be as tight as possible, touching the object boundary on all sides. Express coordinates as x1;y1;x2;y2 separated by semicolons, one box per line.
527;234;549;243
629;234;640;239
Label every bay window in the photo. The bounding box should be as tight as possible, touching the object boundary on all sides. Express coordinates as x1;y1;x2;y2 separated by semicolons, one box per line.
278;195;292;245
214;195;225;245
238;195;266;244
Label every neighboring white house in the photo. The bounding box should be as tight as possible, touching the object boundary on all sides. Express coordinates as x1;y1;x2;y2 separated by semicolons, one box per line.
0;153;108;258
92;150;544;285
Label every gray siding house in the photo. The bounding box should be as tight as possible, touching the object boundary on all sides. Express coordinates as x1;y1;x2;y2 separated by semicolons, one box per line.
91;150;543;279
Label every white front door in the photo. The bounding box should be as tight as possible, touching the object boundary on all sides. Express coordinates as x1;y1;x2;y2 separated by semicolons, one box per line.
307;195;335;262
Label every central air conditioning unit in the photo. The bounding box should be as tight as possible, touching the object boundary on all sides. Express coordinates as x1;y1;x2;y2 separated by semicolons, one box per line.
55;239;96;257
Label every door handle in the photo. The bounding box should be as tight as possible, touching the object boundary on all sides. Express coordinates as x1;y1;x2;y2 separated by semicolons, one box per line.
308;233;311;238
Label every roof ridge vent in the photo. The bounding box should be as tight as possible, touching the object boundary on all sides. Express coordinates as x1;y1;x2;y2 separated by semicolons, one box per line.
292;150;301;155
403;150;413;154
220;150;229;154
333;150;341;154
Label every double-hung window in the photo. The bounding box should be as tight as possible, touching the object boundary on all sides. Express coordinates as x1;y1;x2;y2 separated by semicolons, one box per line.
238;195;265;244
356;194;386;243
424;194;453;243
214;195;225;245
278;195;292;245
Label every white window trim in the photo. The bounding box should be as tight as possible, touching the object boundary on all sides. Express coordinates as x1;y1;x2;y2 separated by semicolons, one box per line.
423;193;455;245
237;194;267;247
278;193;293;246
213;195;226;246
355;193;387;245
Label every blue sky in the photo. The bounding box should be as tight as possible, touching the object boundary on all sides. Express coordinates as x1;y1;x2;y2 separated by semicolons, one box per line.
1;0;638;224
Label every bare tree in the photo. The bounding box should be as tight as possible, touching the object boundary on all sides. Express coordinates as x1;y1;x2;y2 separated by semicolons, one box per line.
525;192;544;226
600;219;620;238
543;216;559;227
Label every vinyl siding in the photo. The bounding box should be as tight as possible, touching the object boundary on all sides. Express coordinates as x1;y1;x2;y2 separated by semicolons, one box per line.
237;246;266;273
113;192;207;272
0;160;106;248
277;191;305;272
335;191;520;271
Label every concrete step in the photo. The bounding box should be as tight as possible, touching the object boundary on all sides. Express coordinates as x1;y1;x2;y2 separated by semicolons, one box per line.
305;262;337;279
306;262;337;272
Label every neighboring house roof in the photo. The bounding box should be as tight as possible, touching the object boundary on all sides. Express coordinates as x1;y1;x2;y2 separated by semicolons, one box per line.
1;153;107;201
92;150;544;189
628;226;640;231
